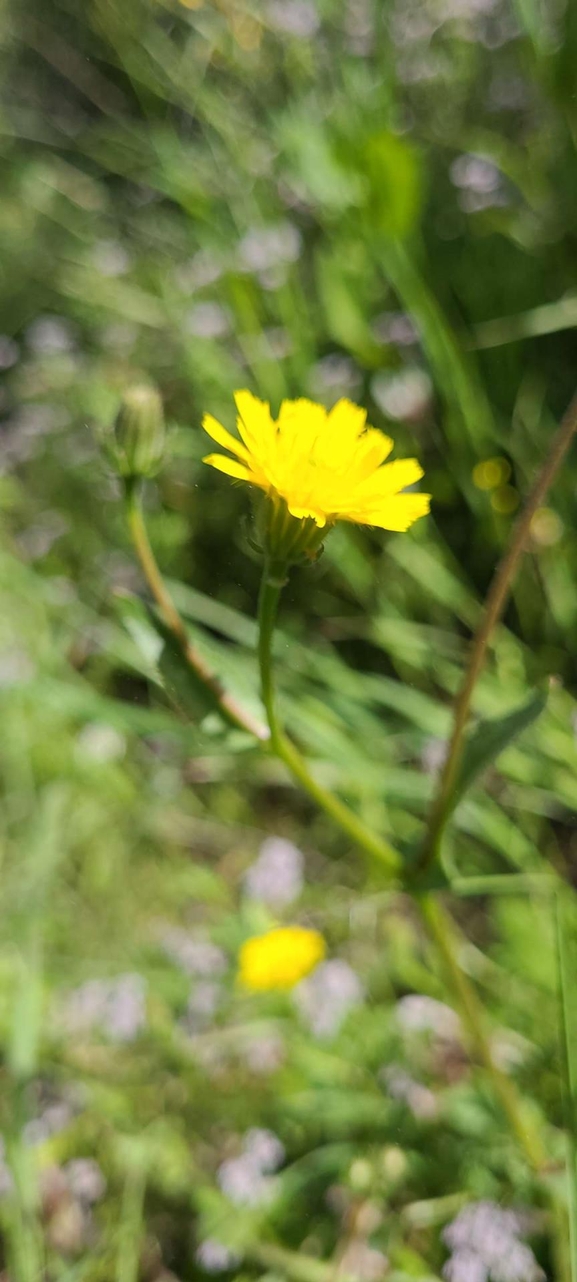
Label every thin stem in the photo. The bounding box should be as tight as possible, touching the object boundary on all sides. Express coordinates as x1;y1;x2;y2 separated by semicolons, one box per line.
124;481;269;741
555;893;577;1282
420;894;548;1174
257;560;402;877
422;387;577;874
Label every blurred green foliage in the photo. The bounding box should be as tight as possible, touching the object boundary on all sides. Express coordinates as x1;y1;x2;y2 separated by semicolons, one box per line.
2;0;577;1277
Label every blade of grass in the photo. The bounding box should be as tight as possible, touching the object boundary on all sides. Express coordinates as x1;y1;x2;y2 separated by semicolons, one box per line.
116;1165;147;1282
555;892;577;1282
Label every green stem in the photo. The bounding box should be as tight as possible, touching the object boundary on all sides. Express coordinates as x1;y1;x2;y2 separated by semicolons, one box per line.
421;385;577;876
421;894;549;1174
257;560;401;877
124;481;269;741
555;892;577;1282
116;1166;147;1282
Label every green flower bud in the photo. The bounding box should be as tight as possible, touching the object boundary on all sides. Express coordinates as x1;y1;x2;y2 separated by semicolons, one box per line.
109;384;166;480
257;493;328;566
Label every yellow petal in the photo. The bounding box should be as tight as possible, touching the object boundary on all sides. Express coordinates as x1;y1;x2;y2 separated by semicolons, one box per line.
360;492;431;531
202;413;250;461
286;501;326;527
356;427;394;469
356;458;424;499
327;398;367;438
203;453;253;481
234;389;275;453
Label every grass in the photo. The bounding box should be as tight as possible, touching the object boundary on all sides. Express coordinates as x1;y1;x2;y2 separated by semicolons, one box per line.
2;0;577;1276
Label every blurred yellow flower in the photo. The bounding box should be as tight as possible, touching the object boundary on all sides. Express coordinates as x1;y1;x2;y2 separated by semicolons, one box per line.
490;485;519;515
202;391;430;532
472;456;511;491
238;926;326;991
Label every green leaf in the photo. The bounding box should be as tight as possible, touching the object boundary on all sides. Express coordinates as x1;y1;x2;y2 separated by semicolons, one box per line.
152;615;223;723
361;131;423;240
454;690;547;811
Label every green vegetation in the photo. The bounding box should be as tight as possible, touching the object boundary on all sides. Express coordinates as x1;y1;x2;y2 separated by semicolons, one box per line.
2;0;577;1277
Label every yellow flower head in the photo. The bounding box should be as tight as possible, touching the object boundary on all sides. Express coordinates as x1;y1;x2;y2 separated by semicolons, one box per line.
202;391;430;535
238;926;326;992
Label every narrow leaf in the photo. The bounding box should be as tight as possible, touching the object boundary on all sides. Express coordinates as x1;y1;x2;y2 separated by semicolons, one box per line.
453;690;547;811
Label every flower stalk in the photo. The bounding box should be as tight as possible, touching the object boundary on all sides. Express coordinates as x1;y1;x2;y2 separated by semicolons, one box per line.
420;894;548;1174
421;387;577;876
124;480;269;741
257;559;402;877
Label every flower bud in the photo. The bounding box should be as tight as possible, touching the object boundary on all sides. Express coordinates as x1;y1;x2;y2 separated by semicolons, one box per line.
258;493;328;566
110;384;165;480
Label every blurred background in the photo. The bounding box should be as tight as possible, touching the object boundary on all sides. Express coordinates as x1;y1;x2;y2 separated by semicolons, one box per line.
2;0;577;1276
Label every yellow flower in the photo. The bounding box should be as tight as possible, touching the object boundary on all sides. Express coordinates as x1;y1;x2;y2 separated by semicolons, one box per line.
202;391;430;533
238;926;326;992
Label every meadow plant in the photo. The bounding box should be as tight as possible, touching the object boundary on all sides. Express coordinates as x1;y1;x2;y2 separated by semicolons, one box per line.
102;379;577;1276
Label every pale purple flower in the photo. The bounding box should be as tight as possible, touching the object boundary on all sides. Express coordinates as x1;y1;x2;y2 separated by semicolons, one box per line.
0;1137;13;1198
185;303;231;340
344;0;374;55
382;1064;438;1119
59;974;146;1043
176;249;223;291
243;1032;285;1075
0;650;35;688
196;1239;242;1272
64;1159;106;1204
184;981;222;1032
105;975;146;1041
216;1156;274;1207
309;354;361;400
99;323;137;352
262;327;293;359
339;1242;388;1281
243;1128;285;1173
26;315;77;354
295;960;364;1038
396;995;461;1041
443;1203;543;1282
24;1102;74;1146
75;723;126;764
17;512;69;561
243;837;304;908
450;155;500;194
373;311;419;348
238;223;301;274
92;240;131;277
217;1128;284;1206
159;928;227;979
445;1251;488;1282
421;737;449;776
371;368;432;422
266;0;320;38
0;336;19;369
